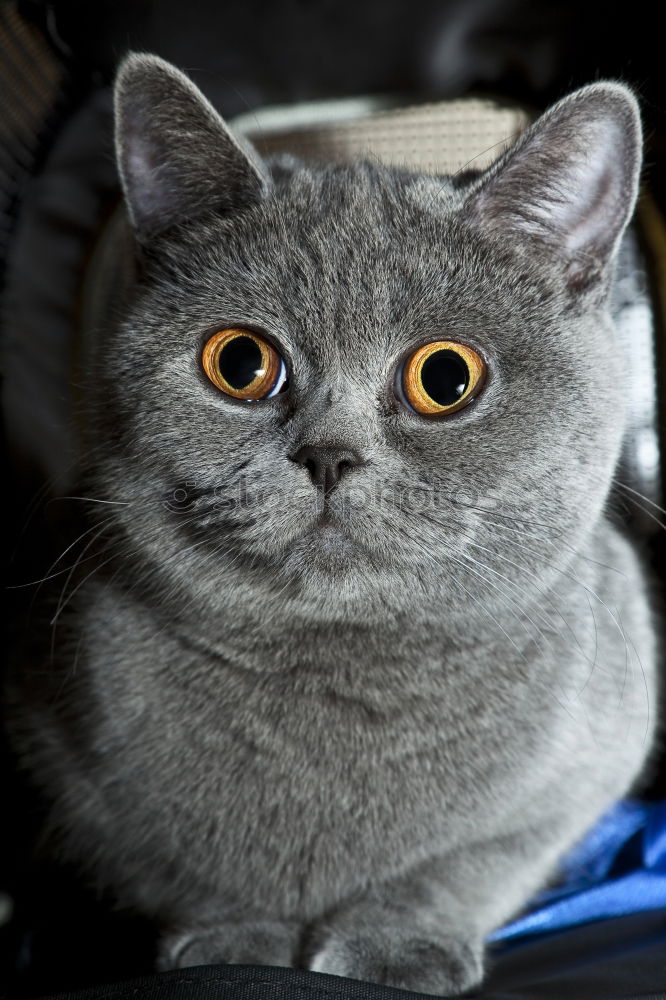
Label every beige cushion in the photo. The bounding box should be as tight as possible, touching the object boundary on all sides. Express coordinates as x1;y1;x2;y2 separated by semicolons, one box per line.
232;95;531;174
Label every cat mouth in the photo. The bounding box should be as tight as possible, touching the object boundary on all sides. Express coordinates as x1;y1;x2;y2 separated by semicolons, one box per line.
297;505;356;546
310;512;350;541
304;489;349;530
285;490;380;565
302;508;379;561
315;509;339;530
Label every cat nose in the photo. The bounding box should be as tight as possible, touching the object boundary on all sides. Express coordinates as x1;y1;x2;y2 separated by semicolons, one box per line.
290;444;364;493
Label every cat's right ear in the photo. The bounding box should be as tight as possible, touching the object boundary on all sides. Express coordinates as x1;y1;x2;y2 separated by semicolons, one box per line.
114;53;269;243
461;83;642;294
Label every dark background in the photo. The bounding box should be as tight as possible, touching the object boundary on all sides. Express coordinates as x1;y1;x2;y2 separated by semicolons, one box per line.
28;0;666;203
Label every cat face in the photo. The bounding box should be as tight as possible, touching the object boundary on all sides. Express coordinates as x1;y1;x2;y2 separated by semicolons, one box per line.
92;56;641;615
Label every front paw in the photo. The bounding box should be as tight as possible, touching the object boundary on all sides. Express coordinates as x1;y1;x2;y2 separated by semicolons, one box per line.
308;932;483;997
158;919;301;970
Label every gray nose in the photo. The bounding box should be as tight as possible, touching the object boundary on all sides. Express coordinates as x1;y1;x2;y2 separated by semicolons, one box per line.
290;444;363;493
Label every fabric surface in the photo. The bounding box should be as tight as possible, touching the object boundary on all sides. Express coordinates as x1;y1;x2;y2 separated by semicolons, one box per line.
24;911;666;1000
233;96;530;174
493;799;666;942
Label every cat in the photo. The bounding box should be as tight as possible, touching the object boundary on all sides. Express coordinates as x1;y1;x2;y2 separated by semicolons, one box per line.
6;52;658;997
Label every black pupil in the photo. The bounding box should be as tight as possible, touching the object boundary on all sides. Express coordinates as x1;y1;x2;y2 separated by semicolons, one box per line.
421;349;469;406
219;336;263;390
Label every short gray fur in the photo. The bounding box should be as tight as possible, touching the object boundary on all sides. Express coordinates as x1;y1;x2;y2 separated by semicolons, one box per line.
7;53;659;997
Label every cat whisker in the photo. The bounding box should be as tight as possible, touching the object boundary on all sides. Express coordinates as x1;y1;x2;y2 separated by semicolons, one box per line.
53;632;87;705
6;516;115;591
576;592;601;696
444;530;596;685
436;495;562;540
46;506;221;640
9;437;120;556
50;531;219;647
397;502;562;640
472;511;628;579
453;132;526;177
49;523;120;657
615;605;651;746
138;539;251;642
617;604;630;716
612;478;666;517
554;568;649;742
427;492;626;586
50;495;133;506
408;505;590;662
389;519;529;661
612;481;666;532
444;547;563;657
400;479;629;590
400;513;615;730
396;494;646;718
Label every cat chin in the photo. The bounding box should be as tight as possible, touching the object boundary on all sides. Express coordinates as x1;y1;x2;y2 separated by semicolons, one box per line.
279;519;379;577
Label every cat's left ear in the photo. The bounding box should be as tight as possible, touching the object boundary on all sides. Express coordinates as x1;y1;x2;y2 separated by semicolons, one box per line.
463;83;642;292
114;53;270;243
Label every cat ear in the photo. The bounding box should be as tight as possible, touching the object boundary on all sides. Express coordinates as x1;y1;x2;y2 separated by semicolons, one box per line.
114;53;269;242
463;83;642;291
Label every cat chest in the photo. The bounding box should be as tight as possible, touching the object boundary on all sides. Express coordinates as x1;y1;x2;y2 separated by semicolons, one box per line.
82;633;552;916
105;685;530;916
126;725;460;914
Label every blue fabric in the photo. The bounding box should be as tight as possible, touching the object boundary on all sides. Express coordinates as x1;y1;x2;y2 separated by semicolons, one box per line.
490;799;666;942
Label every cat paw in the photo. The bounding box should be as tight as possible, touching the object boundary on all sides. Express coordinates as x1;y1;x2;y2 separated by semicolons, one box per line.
308;932;483;997
158;919;301;970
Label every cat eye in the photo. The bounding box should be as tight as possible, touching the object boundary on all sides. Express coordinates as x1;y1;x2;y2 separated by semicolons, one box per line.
398;341;486;416
202;328;288;400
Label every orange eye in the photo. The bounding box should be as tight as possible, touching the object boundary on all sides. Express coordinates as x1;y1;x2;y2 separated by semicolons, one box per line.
399;340;486;416
202;328;288;400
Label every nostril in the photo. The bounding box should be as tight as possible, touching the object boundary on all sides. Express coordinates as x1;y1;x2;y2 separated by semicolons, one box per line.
290;444;364;492
303;457;318;480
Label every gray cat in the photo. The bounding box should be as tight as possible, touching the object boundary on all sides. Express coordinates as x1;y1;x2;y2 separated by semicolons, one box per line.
7;53;658;997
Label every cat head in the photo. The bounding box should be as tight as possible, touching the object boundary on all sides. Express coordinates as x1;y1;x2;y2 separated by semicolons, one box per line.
92;54;642;623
